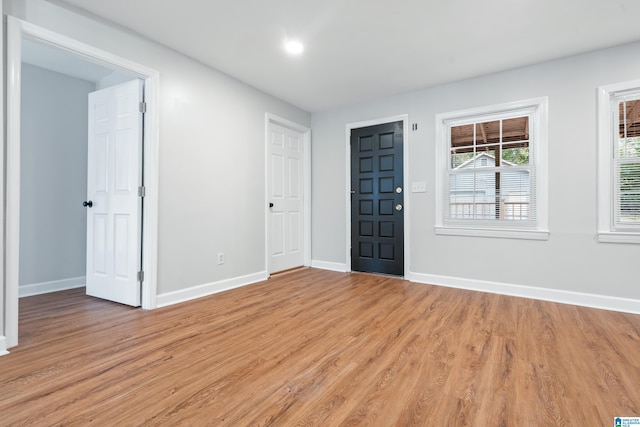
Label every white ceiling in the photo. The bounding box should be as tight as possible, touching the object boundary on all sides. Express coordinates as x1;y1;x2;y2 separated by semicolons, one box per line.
22;37;114;83
56;0;640;112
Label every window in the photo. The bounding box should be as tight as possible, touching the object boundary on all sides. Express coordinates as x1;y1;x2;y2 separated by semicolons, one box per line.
597;81;640;243
435;98;549;240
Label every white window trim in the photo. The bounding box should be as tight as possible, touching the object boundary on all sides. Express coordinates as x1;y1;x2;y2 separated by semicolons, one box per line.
597;80;640;244
435;97;549;240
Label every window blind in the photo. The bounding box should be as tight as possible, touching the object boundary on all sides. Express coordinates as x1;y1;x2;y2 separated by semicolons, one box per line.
612;95;640;229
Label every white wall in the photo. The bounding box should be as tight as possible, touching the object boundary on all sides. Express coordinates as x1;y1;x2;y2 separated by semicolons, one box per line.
19;63;93;289
311;41;640;302
5;0;311;298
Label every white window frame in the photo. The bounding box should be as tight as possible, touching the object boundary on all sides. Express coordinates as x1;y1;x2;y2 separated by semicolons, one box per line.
435;97;549;240
597;80;640;244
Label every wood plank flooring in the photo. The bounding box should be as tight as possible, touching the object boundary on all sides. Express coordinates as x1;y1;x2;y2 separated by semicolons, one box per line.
1;268;639;426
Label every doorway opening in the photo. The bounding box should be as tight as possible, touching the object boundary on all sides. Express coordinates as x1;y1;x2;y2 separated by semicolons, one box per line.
4;17;160;349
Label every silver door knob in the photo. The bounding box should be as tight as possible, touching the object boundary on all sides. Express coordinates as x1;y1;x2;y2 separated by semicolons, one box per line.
395;204;403;211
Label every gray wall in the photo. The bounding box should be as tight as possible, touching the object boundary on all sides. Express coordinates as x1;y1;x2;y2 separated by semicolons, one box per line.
96;70;135;90
311;41;640;301
7;0;311;296
19;63;94;286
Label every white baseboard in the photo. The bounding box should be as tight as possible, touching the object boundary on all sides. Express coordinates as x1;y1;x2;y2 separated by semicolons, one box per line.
0;336;9;357
156;271;269;308
407;272;640;315
311;260;348;272
19;277;86;298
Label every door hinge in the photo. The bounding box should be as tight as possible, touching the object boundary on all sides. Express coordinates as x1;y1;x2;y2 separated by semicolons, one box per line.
138;186;146;197
137;270;145;282
139;101;147;113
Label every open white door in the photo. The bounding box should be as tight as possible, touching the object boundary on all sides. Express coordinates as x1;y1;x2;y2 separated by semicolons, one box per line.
86;80;143;306
267;122;305;273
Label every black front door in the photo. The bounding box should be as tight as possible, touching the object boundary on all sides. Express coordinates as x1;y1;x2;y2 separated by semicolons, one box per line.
351;121;404;276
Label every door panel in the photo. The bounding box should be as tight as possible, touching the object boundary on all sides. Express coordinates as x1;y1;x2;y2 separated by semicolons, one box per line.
268;123;305;273
86;79;143;306
351;121;404;276
93;214;108;274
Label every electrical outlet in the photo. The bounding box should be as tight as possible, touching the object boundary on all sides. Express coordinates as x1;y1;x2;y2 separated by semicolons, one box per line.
217;252;225;265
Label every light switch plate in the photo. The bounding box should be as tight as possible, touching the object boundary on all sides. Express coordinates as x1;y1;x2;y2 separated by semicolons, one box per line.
411;181;426;193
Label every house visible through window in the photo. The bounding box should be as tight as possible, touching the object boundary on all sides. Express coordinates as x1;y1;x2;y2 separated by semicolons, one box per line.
449;116;531;221
435;98;548;240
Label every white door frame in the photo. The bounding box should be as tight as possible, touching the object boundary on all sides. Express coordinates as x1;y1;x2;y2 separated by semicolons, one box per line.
0;0;6;356
4;17;160;349
264;113;311;274
345;115;410;277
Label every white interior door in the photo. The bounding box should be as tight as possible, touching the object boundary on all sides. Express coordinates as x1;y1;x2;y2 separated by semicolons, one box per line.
267;123;305;273
86;79;143;306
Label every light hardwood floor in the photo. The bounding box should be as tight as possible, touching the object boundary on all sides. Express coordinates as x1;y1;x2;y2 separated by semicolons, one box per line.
1;268;639;426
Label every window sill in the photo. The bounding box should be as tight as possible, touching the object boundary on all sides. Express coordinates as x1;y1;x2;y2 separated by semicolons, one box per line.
435;226;550;241
597;232;640;244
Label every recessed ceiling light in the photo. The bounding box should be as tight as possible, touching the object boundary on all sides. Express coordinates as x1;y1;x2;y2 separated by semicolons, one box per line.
284;40;304;55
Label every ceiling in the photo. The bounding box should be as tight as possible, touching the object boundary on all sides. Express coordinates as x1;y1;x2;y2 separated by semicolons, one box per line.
22;38;114;83
55;0;640;112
